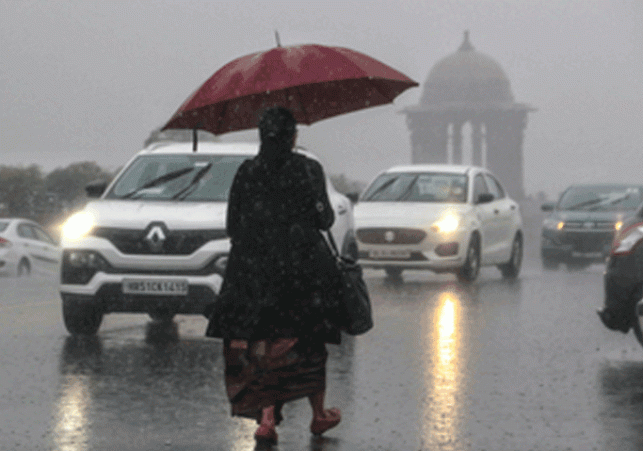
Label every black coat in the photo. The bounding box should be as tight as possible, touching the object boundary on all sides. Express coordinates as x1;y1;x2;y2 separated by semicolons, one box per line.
205;151;342;343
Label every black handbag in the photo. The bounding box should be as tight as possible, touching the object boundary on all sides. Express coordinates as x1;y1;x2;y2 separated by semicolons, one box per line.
325;231;373;336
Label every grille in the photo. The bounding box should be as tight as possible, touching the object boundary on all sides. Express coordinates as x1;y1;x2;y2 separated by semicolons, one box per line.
563;221;614;231
357;228;426;244
92;227;227;255
559;230;613;252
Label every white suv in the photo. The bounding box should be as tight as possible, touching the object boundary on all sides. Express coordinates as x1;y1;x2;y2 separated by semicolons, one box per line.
59;142;356;335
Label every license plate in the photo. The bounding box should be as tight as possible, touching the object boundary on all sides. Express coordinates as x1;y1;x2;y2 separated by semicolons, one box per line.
369;249;411;259
571;251;603;258
122;278;189;296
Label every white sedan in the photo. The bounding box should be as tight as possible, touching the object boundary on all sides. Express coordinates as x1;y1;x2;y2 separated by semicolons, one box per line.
0;218;61;277
353;165;523;282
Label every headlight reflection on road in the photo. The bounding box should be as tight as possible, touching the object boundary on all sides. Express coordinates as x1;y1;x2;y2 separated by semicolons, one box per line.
53;375;91;451
423;290;463;447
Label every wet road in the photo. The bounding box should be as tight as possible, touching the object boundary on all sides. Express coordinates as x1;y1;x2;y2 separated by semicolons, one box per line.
1;246;642;450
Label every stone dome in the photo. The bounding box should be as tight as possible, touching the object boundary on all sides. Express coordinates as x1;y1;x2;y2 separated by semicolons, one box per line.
420;31;514;105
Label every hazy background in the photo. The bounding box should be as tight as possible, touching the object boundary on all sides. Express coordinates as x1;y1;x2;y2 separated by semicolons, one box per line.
1;0;641;199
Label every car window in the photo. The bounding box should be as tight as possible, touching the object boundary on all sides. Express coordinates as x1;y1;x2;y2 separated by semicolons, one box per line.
0;222;8;232
484;174;505;200
17;223;37;239
473;174;489;201
106;154;251;201
33;226;56;245
558;185;643;211
362;172;467;203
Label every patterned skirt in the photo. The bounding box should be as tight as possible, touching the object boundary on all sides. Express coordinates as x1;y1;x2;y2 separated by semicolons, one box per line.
223;337;328;423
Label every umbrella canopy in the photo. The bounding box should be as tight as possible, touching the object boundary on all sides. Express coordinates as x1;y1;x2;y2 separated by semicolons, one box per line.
162;44;418;136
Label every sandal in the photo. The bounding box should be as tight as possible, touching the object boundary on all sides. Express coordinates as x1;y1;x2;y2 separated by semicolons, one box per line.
310;408;341;435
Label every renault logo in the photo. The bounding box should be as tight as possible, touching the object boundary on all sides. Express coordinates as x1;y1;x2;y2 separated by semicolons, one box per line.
145;225;166;253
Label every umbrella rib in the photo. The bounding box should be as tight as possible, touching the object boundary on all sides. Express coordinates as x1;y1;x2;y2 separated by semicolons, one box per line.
293;85;310;124
215;100;229;135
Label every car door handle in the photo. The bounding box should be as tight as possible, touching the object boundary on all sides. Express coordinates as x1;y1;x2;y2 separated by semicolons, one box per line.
510;205;516;210
494;209;500;214
336;205;347;215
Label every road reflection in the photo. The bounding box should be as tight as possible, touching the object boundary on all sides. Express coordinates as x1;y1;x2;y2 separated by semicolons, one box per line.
422;287;465;448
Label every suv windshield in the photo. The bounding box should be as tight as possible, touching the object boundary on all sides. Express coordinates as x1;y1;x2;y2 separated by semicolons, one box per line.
558;185;643;211
361;172;467;203
105;154;250;201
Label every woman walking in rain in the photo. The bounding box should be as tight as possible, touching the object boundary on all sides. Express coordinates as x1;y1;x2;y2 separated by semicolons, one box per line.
206;106;343;444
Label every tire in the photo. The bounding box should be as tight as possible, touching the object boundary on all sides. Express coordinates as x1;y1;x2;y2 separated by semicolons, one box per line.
149;311;176;322
17;258;31;277
385;267;403;279
541;257;559;270
457;235;480;283
62;300;104;335
566;261;590;271
633;294;643;349
500;234;523;280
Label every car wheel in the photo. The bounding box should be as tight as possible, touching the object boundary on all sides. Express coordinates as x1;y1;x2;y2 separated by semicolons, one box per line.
566;261;590;271
499;234;523;280
17;258;31;277
541;257;559;270
457;234;480;283
632;291;643;349
385;267;403;279
149;310;176;322
62;300;104;335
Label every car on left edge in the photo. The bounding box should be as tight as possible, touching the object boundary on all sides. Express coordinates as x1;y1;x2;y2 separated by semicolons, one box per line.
58;142;357;335
0;218;61;277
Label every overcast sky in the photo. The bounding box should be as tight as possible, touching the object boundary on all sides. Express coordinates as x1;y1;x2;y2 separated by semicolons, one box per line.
1;0;641;198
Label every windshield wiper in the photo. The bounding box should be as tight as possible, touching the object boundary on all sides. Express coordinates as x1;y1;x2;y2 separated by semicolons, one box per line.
587;192;631;210
173;162;213;200
399;175;419;201
119;167;194;199
566;192;631;211
365;176;399;201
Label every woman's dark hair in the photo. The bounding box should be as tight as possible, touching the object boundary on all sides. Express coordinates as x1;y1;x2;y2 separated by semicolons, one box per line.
258;106;297;143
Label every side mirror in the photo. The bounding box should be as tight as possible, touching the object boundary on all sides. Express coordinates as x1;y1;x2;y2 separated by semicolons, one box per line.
345;192;360;204
476;193;495;204
85;180;108;198
541;202;555;212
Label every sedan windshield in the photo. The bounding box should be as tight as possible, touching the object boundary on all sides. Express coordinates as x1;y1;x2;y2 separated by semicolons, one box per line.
105;154;250;201
361;172;467;203
558;185;643;211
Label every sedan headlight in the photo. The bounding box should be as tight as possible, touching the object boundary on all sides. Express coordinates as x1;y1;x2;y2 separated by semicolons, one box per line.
61;212;95;241
543;218;564;230
432;213;460;234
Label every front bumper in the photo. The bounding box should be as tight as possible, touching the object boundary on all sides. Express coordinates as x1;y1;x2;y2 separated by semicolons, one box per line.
541;229;613;262
356;230;468;272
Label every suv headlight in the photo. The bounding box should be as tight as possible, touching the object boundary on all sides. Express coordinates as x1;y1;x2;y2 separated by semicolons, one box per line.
61;212;95;241
543;218;564;230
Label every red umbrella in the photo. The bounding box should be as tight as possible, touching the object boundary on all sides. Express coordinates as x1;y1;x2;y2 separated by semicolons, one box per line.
162;43;418;136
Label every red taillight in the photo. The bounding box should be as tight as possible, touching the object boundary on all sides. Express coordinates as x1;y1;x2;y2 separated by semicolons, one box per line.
610;222;643;255
0;237;11;248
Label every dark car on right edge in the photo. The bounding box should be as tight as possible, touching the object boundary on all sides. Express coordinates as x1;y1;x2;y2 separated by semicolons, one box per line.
540;184;643;270
597;201;643;347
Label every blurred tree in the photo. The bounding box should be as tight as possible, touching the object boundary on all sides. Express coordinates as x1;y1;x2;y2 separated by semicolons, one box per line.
0;165;44;217
44;162;113;208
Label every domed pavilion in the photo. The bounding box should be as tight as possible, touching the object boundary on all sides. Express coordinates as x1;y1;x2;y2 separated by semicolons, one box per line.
402;31;535;199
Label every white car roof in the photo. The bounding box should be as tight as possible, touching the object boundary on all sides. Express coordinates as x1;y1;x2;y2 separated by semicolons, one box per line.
141;141;259;156
382;164;480;175
138;141;321;162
